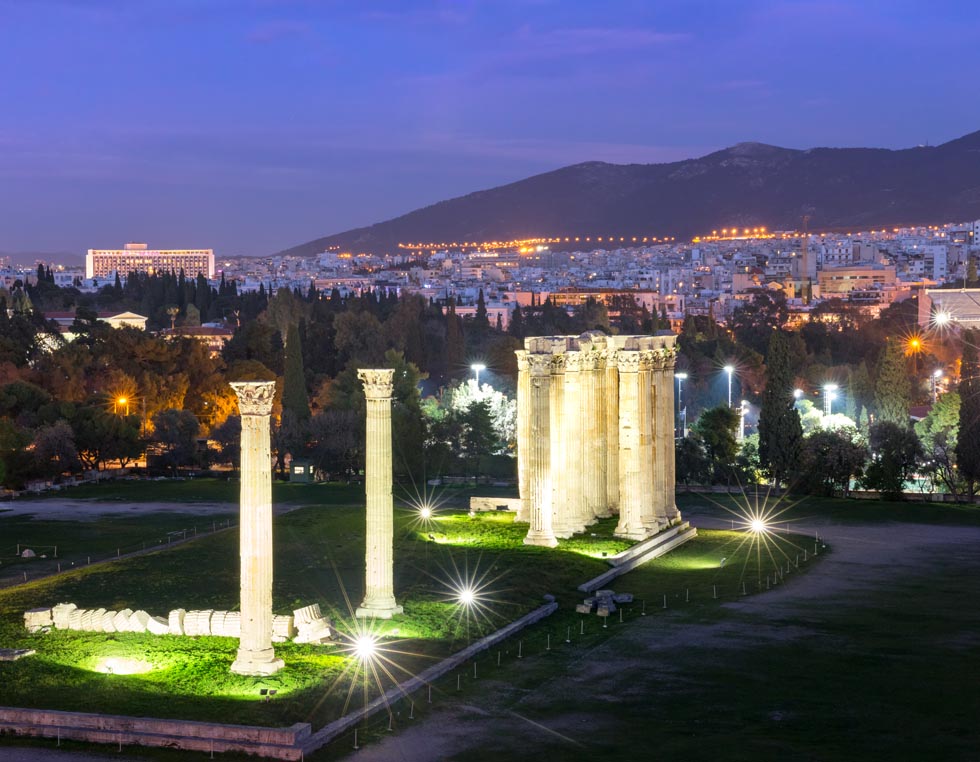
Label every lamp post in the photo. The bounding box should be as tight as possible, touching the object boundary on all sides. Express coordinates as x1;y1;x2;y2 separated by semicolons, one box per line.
822;383;838;417
470;363;486;387
675;372;688;438
738;400;748;442
932;369;943;404
723;365;734;408
114;396;129;416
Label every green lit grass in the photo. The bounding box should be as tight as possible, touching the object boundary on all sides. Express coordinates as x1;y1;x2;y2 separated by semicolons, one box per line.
0;492;820;735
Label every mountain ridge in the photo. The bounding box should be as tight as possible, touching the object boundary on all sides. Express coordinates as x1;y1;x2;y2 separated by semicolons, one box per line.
277;129;980;257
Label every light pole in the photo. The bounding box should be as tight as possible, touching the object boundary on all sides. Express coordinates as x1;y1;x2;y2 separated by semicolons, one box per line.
470;363;486;387
723;365;735;408
932;369;943;404
822;383;838;418
675;372;688;438
115;396;129;416
738;400;748;442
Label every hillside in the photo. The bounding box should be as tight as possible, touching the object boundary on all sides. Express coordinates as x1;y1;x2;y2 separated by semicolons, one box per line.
277;130;980;256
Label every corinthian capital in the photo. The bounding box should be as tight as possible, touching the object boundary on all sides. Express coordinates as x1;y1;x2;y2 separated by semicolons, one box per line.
515;349;530;371
231;381;276;416
527;353;553;377
358;369;395;399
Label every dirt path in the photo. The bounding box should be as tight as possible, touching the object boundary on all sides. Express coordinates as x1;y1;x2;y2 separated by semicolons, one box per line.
348;511;980;761
0;500;236;521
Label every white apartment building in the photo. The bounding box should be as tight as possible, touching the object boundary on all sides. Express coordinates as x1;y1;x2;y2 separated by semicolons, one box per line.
86;242;214;279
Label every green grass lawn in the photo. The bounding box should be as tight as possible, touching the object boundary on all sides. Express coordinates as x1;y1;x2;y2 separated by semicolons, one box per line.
677;490;980;527
0;495;813;734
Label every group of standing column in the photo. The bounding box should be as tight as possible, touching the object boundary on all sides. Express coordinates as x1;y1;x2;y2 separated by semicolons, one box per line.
227;367;403;676
516;332;681;546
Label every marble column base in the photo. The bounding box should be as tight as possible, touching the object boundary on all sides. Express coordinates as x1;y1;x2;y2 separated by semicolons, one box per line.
614;524;655;541
230;648;285;676
523;531;558;548
355;602;403;619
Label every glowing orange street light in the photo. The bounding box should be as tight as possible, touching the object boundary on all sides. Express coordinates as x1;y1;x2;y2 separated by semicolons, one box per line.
114;396;130;415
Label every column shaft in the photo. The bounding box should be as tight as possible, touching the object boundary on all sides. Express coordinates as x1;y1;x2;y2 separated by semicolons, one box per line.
356;370;403;618
615;353;651;539
592;350;611;518
524;354;558;547
515;351;531;523
230;381;283;676
605;346;620;515
638;350;658;529
555;351;586;536
661;343;681;522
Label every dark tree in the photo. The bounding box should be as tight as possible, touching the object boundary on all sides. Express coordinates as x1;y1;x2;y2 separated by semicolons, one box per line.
281;322;310;422
692;405;739;484
797;430;868;497
955;330;980;497
863;421;922;500
874;338;910;425
758;330;803;488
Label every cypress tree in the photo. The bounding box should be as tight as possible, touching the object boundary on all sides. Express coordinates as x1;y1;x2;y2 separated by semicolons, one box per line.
281;322;310;422
445;297;465;374
758;330;803;488
474;289;489;334
874;338;910;425
956;330;980;496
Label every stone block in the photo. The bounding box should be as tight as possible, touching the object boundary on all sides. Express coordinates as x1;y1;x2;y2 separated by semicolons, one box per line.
612;593;633;604
575;603;593;614
51;603;76;629
101;611;118;633
184;610;214;637
168;609;186;636
596;589;616;598
146;616;170;636
23;608;53;633
294;617;332;644
292;603;321;626
112;609;133;632
128;610;151;633
67;609;85;630
272;615;295;641
597;606;611;617
89;609;108;632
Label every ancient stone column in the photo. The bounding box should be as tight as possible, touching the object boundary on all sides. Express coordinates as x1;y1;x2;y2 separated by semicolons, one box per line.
579;344;603;521
524;353;558;547
230;381;284;676
356;369;403;619
638;348;659;531
554;349;586;537
592;347;611;518
615;351;652;540
659;337;681;523
548;350;571;537
605;341;620;515
515;350;531;523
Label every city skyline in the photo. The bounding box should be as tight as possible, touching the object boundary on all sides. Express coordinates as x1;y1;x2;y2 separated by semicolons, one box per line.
1;0;979;256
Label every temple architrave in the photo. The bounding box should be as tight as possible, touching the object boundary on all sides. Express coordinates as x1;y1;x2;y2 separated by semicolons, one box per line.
515;332;680;544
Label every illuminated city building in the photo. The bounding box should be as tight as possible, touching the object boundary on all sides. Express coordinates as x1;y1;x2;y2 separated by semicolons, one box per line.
86;242;215;279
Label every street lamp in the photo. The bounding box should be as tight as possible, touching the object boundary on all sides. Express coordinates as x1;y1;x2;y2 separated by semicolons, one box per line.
470;363;486;386
822;383;838;417
114;396;129;416
738;400;748;442
793;388;804;401
932;368;943;404
723;365;735;408
675;372;688;438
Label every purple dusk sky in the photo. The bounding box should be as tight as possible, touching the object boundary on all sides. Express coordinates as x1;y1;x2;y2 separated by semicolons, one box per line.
1;0;977;258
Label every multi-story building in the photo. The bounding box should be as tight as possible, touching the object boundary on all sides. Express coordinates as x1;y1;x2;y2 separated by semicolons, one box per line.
86;242;214;279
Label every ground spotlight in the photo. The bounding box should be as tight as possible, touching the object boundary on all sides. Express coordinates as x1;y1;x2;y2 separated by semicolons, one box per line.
353;634;377;661
750;518;767;533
